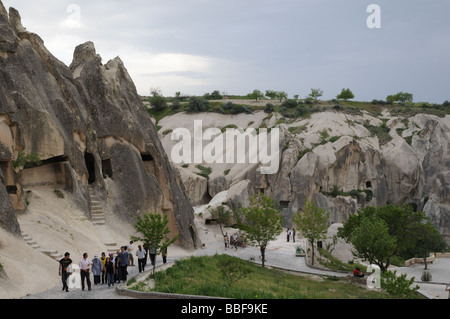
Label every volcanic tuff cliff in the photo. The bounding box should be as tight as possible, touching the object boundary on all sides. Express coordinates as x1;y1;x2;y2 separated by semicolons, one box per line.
158;109;450;244
0;3;200;248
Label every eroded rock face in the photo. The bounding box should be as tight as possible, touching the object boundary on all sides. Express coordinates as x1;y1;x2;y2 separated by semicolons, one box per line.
159;109;450;243
0;3;200;248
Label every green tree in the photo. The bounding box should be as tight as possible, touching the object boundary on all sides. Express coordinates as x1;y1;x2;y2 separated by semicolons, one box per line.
130;213;178;274
386;91;413;104
336;88;355;101
248;89;264;101
293;199;330;265
277;91;288;102
348;215;397;272
265;90;287;102
265;90;278;100
308;88;323;102
338;205;432;272
408;223;447;269
149;92;167;111
210;205;232;236
235;195;283;267
187;96;211;112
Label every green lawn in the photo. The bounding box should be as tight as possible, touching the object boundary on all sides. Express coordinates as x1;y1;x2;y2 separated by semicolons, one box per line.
129;254;388;299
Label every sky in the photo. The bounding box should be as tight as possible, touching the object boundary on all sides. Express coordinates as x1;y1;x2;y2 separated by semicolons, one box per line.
2;0;450;102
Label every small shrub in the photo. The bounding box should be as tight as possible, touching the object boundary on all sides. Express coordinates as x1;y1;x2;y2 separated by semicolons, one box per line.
381;270;420;299
187;96;211;112
149;94;167;111
13;151;41;169
53;189;65;199
196;165;212;180
162;129;173;137
421;270;432;282
264;103;274;113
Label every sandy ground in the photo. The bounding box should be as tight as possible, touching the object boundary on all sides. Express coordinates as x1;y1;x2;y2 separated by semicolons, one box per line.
1;187;449;299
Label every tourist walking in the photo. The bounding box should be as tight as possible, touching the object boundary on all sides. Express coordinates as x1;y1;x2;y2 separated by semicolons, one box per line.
100;252;107;284
232;234;238;250
117;246;129;282
149;245;156;267
127;241;134;266
58;252;72;292
114;250;120;283
143;244;149;267
92;255;103;285
292;228;296;243
79;253;92;291
224;233;229;249
161;246;167;264
104;256;115;287
286;228;291;242
136;245;147;273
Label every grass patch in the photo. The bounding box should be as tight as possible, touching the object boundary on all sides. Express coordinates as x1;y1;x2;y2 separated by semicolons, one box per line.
363;119;392;144
317;248;367;273
136;255;387;299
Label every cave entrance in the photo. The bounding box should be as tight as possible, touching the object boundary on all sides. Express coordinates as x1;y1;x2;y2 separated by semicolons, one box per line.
279;201;290;209
84;153;96;184
141;153;154;162
102;159;113;179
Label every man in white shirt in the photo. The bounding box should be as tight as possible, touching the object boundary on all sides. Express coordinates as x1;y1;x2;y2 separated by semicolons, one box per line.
136;244;147;273
79;252;92;291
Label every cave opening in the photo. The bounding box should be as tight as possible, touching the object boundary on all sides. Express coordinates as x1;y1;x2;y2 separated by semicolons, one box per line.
84;153;96;184
102;158;113;179
279;201;290;209
141;153;154;162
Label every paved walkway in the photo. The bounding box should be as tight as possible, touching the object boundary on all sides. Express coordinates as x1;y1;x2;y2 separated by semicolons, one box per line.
21;236;450;299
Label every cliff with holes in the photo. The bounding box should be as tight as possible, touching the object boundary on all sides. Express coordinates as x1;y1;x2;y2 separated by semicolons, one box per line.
0;3;200;248
158;109;450;243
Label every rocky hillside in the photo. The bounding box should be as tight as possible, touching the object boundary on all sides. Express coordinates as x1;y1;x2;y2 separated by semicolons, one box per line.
156;106;450;243
0;2;200;248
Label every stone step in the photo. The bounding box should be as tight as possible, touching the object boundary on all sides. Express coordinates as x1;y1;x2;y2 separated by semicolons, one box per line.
41;250;63;261
107;247;120;254
104;241;117;246
21;233;41;249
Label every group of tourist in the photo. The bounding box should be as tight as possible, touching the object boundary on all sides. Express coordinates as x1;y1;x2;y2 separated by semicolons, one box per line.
58;240;168;292
223;232;246;250
286;228;296;242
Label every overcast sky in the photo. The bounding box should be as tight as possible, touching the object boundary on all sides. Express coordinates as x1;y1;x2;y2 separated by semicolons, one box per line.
3;0;450;102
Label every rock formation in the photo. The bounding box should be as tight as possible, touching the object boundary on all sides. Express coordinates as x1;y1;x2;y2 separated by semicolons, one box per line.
0;2;200;248
158;109;450;244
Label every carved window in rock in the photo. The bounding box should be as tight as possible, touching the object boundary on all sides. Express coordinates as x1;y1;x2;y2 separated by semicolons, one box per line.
101;159;112;179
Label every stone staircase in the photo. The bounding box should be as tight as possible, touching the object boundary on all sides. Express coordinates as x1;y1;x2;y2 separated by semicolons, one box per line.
88;185;120;254
88;185;106;226
21;231;63;261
